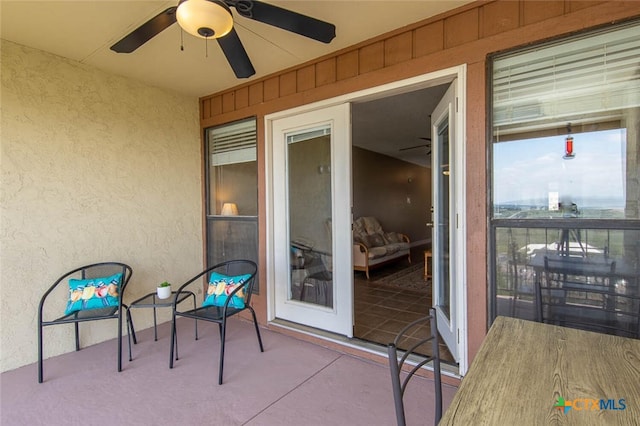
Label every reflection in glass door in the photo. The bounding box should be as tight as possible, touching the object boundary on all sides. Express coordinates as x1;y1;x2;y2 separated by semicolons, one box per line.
436;120;451;320
287;128;333;308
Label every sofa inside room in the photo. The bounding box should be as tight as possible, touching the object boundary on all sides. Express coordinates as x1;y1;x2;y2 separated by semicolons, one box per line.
352;216;411;279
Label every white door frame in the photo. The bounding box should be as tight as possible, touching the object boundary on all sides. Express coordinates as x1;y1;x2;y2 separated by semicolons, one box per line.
265;64;468;373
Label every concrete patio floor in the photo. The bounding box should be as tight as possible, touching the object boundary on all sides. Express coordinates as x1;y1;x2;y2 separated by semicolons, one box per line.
1;317;456;425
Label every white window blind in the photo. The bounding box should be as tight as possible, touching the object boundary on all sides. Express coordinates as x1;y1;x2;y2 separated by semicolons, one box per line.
493;21;640;135
286;125;331;144
209;119;256;166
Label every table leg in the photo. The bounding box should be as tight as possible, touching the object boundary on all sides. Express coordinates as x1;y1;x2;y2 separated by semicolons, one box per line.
424;250;432;280
126;307;134;361
153;305;158;341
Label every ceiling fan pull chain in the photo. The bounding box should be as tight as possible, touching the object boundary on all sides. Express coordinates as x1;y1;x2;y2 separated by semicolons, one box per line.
180;29;184;51
205;37;209;58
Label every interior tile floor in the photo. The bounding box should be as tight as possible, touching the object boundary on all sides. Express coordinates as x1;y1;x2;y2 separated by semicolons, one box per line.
353;246;456;364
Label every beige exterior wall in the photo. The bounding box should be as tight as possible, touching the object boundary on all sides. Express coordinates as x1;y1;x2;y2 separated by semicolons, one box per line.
0;41;203;372
199;1;640;365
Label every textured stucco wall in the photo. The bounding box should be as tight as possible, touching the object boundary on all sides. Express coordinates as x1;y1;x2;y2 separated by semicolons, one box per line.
0;41;203;372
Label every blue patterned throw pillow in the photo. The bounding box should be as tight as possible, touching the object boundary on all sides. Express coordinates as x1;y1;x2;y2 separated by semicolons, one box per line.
202;272;251;309
64;273;122;316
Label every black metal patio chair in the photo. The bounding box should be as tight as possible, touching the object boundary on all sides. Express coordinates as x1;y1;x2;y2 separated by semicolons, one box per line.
536;255;640;338
170;259;263;384
387;308;443;425
37;262;133;383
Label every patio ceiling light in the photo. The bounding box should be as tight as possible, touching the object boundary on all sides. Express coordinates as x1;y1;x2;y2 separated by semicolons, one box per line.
176;0;233;39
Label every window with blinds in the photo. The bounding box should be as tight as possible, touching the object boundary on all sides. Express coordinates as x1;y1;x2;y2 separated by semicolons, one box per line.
492;20;640;138
206;117;257;216
208;118;257;166
488;20;640;336
206;117;259;272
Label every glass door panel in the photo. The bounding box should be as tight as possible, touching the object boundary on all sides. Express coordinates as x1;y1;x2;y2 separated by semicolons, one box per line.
436;120;451;319
288;129;333;308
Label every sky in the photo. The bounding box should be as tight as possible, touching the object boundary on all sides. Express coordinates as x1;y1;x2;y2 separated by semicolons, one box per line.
493;128;627;209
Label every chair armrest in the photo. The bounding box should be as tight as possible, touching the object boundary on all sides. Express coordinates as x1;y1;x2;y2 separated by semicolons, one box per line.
353;243;369;266
173;270;210;309
401;234;410;243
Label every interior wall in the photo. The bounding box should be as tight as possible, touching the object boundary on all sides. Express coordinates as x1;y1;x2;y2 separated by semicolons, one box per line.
353;147;431;245
0;41;202;372
211;162;258;216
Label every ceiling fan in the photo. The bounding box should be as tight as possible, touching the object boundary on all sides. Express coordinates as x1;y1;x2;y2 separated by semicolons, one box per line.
399;137;431;155
110;0;336;79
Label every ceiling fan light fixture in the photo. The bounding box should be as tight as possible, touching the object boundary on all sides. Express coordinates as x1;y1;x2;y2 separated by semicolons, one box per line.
176;0;233;39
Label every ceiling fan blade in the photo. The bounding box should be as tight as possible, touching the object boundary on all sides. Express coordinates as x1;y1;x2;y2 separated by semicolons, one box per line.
110;7;178;53
399;144;430;152
217;28;256;78
419;137;432;141
235;0;336;43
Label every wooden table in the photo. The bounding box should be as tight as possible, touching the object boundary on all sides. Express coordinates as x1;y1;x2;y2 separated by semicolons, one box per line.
440;316;640;425
527;251;635;280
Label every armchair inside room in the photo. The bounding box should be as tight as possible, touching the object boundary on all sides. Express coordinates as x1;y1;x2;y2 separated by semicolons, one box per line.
170;259;263;385
37;262;133;383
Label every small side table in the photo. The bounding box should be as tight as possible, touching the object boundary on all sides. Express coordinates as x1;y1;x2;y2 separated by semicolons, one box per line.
424;250;432;280
126;291;198;361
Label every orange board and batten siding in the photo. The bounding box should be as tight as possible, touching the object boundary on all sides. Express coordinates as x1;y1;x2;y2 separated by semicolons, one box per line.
200;0;640;367
199;0;631;124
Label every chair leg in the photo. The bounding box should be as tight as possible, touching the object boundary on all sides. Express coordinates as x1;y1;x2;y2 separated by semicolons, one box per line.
169;314;177;368
300;280;307;301
175;319;179;361
430;315;443;424
74;322;80;351
190;293;199;340
38;324;44;383
128;308;138;344
218;318;227;385
117;314;122;372
387;344;406;426
126;309;133;362
248;306;264;352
